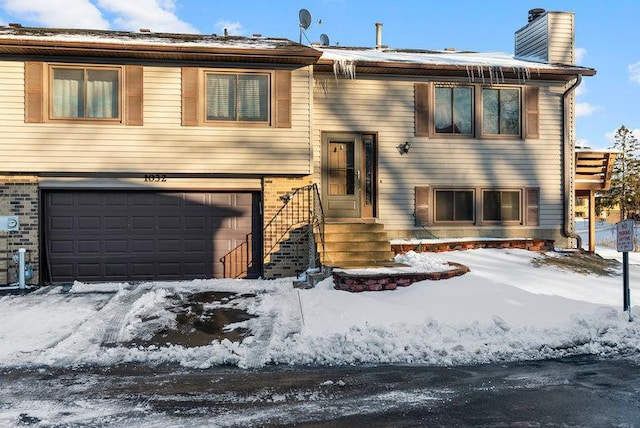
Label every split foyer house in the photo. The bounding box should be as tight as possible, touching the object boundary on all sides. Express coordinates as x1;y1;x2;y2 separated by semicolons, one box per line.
0;9;598;285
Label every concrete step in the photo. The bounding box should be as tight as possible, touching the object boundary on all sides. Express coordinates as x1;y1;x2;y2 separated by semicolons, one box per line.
320;231;389;243
323;222;385;234
320;241;391;252
321;250;396;264
316;221;394;268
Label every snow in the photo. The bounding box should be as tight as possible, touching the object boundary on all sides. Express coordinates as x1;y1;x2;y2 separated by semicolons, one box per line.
317;48;564;69
1;242;639;370
0;28;291;50
316;47;592;82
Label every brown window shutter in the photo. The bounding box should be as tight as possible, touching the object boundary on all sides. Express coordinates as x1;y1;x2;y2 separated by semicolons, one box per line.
25;62;44;123
274;70;291;128
525;187;540;226
415;185;432;226
125;65;143;126
525;86;539;139
415;83;429;136
182;67;199;126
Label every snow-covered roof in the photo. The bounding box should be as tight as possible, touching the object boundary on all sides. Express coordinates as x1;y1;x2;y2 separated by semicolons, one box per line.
0;26;292;50
0;26;596;78
314;46;596;81
0;26;322;65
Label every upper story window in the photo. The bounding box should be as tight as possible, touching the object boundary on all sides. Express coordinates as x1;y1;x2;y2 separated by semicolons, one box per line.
482;88;520;136
182;67;291;128
205;72;269;122
24;62;143;125
434;86;473;134
415;83;535;139
51;66;120;120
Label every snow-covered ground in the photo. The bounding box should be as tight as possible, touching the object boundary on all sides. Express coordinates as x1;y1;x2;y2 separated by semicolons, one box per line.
1;243;639;369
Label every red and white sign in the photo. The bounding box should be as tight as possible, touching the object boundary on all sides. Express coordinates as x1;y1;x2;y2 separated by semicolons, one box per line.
616;219;635;252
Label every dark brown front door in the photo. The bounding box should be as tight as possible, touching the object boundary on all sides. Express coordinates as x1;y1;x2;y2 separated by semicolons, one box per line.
322;133;377;219
43;190;260;283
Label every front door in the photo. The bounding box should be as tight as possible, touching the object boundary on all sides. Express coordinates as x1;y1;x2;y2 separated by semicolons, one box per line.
322;133;377;219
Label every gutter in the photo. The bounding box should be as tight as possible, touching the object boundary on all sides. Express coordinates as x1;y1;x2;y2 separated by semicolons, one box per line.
561;74;583;249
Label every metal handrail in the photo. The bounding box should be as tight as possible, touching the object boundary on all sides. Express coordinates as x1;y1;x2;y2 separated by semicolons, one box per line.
220;233;252;279
220;184;325;278
264;184;325;267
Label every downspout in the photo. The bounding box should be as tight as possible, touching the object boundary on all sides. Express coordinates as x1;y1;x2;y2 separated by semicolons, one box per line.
561;74;583;249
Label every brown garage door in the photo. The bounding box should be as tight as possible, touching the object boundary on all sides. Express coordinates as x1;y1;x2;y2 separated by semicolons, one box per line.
43;190;261;283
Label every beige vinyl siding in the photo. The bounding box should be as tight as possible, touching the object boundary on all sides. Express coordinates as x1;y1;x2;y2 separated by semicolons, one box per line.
0;62;313;175
0;61;24;123
313;74;565;237
547;12;575;65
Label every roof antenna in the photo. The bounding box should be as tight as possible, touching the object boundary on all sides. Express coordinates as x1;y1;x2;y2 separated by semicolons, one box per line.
299;8;312;44
320;33;330;46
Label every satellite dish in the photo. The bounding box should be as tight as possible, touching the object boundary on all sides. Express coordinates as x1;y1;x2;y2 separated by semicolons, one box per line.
299;9;312;30
320;33;330;46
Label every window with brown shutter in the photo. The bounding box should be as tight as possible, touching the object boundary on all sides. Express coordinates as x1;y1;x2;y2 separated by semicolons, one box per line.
525;187;540;226
125;65;143;126
525;86;539;139
26;62;140;124
181;67;199;126
415;185;432;226
414;83;429;136
275;70;291;128
25;62;44;123
181;68;291;128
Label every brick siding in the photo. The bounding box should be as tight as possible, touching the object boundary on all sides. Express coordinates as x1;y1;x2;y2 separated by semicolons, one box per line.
0;176;39;285
262;176;314;278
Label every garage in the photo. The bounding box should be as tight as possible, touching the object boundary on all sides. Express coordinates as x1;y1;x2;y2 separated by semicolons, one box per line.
43;190;261;283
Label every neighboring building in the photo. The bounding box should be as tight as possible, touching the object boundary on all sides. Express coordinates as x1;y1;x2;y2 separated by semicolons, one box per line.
0;9;596;285
575;196;588;219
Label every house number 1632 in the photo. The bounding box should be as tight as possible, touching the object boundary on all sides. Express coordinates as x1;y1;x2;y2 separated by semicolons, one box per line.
144;174;167;182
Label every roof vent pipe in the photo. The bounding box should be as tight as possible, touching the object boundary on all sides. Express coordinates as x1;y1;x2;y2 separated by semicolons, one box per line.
375;22;383;50
528;8;545;22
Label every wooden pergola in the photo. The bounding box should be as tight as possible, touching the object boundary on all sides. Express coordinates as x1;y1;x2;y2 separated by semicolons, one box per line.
575;149;617;252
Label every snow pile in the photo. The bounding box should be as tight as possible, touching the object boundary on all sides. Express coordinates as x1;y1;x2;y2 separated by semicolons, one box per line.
0;249;639;369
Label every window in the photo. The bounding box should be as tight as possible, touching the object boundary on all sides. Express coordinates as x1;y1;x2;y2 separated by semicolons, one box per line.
182;68;291;128
24;62;142;125
482;88;520;136
435;190;474;222
434;86;472;134
205;72;269;122
51;66;120;119
415;186;538;226
415;84;536;139
483;190;521;222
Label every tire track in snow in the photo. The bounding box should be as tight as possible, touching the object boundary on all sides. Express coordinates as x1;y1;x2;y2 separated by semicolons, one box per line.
99;285;151;346
243;288;303;368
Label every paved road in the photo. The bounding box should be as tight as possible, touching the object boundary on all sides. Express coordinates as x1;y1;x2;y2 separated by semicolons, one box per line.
1;355;640;427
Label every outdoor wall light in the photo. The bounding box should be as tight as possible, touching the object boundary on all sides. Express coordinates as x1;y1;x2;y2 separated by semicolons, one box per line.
397;141;412;155
279;193;292;203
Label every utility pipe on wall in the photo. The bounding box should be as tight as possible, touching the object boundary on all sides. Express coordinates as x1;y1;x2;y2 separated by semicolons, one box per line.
18;248;26;290
562;75;583;249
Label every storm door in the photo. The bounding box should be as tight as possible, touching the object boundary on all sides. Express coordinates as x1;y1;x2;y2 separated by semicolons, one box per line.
322;133;377;219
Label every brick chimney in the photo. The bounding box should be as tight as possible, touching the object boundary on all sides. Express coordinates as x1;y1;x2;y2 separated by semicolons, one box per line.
515;9;575;65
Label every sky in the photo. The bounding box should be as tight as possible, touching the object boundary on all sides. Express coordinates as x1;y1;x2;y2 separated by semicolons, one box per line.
0;0;639;149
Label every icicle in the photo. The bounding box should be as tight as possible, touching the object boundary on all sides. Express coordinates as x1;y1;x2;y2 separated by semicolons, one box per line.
332;58;356;79
499;66;505;83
